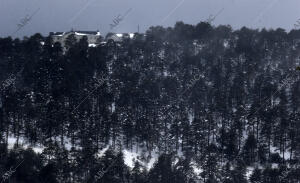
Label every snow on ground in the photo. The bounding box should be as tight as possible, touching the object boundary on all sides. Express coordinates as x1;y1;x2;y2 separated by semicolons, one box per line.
122;147;158;170
7;135;204;177
146;154;157;170
122;149;140;168
98;145;109;157
191;163;202;175
246;166;254;180
7;136;44;154
270;145;291;160
271;163;278;169
93;142;202;176
95;144;158;170
88;43;97;47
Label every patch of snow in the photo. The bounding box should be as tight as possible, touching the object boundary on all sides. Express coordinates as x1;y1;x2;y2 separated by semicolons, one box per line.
191;162;202;175
63;137;73;151
7;136;44;154
98;145;110;157
246;167;254;180
188;112;194;123
112;102;115;113
270;145;290;160
89;43;97;47
146;155;157;170
30;146;44;154
119;148;159;171
232;107;237;113
122;149;140;168
223;40;229;48
271;163;278;169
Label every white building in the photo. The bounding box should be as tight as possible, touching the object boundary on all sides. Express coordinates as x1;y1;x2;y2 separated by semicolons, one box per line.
106;33;135;43
50;30;101;47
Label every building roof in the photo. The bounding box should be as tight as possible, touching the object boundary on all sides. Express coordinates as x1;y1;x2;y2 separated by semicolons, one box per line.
106;33;136;42
50;31;101;37
75;31;100;35
50;32;64;36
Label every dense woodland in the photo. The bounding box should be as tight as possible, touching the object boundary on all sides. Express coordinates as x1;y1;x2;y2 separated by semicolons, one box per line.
1;21;300;182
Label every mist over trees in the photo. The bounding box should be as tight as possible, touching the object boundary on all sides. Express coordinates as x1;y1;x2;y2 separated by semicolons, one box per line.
1;21;300;182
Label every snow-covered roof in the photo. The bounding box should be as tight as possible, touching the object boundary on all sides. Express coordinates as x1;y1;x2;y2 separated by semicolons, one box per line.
129;33;134;38
51;32;64;36
75;31;101;36
114;33;135;38
75;32;87;36
105;33;137;42
51;31;101;37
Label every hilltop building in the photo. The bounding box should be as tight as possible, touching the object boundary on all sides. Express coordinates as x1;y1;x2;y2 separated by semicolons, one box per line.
106;33;135;43
50;30;143;48
50;30;101;47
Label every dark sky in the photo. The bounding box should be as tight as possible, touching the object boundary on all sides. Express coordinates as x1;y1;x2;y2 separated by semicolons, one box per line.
0;0;299;38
